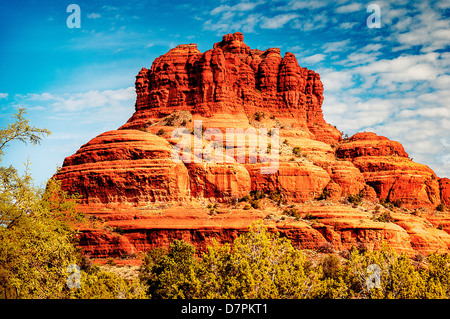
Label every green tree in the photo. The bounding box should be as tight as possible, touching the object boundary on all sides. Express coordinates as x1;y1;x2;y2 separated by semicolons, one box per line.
70;266;146;299
139;221;323;299
139;241;203;299
0;109;82;298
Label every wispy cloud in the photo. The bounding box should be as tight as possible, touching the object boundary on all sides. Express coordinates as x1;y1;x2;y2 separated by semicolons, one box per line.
211;0;264;15
322;39;351;53
87;13;101;19
290;12;328;31
50;87;135;112
0;93;8;99
302;53;326;64
260;13;299;29
335;3;363;13
14;87;135;114
275;0;327;11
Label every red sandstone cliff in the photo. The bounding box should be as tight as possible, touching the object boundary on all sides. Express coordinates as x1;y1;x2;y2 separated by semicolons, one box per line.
54;33;450;259
120;32;340;145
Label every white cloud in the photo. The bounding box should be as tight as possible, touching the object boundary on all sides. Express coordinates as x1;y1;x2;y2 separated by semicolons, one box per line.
24;92;58;101
357;53;440;88
320;69;354;92
275;0;327;11
260;13;299;29
388;2;450;53
360;43;382;52
211;0;264;15
322;39;351;53
203;13;262;33
335;3;362;13
0;93;8;99
302;53;326;64
290;12;328;31
50;87;135;112
339;22;358;29
14;87;135;114
87;13;101;19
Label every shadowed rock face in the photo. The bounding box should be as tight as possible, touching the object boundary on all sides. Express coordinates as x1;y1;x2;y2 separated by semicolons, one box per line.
54;33;450;259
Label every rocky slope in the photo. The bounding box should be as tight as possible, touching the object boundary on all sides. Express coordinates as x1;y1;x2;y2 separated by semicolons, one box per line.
54;33;450;259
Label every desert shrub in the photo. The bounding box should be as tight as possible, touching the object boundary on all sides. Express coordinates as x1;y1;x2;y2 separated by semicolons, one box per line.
137;222;450;299
106;258;117;266
71;267;146;299
139;240;202;299
292;146;302;157
239;190;265;209
140;222;324;299
317;242;335;254
268;190;282;205
392;199;402;208
347;193;362;205
374;211;393;223
250;190;265;200
112;226;125;235
317;189;330;200
156;128;165;136
304;212;316;220
207;203;218;215
283;207;301;220
436;203;445;212
251;200;260;209
254;111;265;121
315;254;348;298
380;198;402;209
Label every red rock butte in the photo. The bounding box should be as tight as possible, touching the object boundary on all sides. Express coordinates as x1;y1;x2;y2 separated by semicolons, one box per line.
54;32;450;259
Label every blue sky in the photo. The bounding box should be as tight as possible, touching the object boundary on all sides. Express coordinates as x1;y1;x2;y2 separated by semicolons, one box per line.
0;0;449;187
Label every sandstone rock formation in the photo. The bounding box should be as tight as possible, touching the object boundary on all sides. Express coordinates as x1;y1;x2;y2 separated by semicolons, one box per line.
54;33;450;259
336;132;441;208
120;32;340;144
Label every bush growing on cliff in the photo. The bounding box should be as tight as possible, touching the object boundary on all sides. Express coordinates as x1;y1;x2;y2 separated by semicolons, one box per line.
292;146;302;157
254;111;265;121
239;190;265;209
347;193;362;205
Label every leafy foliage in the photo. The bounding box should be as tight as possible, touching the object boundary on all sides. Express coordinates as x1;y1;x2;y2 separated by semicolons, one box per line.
0;109;78;298
0;109;147;299
292;146;302;157
0;108;51;159
139;222;450;299
140;222;322;299
70;266;146;299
